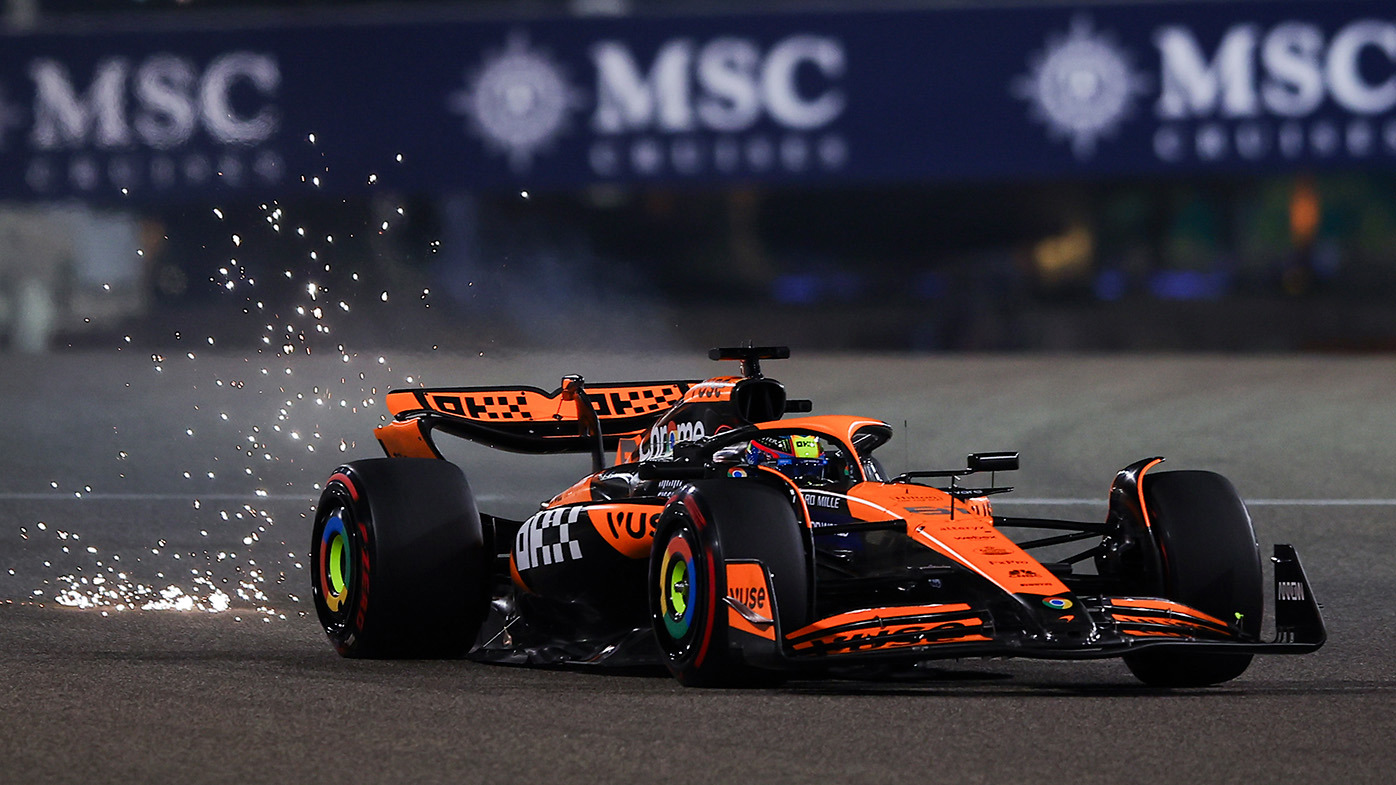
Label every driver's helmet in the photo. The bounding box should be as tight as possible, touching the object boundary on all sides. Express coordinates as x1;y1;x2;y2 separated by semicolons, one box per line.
745;434;832;485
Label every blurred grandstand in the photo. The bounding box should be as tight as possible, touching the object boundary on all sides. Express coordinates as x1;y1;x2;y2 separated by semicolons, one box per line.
1;0;1393;352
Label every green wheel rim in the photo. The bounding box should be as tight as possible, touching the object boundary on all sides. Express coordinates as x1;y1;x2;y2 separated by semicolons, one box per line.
318;511;352;613
668;559;689;617
659;531;698;641
328;532;349;595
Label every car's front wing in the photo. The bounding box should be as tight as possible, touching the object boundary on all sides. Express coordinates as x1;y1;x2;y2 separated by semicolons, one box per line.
727;544;1325;669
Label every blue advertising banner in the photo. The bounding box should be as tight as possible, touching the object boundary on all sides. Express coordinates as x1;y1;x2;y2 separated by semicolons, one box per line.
0;0;1392;201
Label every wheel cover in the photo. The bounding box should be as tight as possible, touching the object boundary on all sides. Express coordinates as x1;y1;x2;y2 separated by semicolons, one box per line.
318;510;352;613
659;532;698;642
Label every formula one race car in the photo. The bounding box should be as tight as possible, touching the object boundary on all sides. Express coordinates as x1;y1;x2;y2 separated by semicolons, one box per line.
311;347;1325;687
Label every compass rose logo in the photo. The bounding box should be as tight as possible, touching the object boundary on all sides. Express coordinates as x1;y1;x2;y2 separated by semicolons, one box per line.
1013;16;1152;159
448;32;587;172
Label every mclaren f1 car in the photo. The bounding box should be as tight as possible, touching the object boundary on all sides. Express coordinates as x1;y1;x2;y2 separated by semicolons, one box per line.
311;347;1325;687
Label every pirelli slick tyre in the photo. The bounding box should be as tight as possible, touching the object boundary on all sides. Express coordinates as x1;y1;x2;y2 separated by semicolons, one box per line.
1124;471;1264;687
311;458;489;658
649;480;810;687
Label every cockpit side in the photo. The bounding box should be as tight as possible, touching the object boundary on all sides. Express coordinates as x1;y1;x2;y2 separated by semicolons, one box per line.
707;416;894;492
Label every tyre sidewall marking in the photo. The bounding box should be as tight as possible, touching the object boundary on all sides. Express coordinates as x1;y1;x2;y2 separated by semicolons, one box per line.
319;511;350;612
680;494;720;670
322;471;372;643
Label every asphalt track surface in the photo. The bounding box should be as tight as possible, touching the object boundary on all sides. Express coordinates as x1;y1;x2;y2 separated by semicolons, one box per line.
2;350;1394;784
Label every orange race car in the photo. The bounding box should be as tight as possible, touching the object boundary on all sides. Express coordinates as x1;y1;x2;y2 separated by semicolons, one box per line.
310;346;1325;687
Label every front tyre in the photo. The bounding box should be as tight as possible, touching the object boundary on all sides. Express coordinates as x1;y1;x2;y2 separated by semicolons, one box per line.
650;481;810;687
311;458;489;658
1124;471;1263;687
653;516;714;679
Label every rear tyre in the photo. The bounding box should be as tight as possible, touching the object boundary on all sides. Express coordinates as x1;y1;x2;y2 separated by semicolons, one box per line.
650;480;810;687
1124;471;1263;687
311;458;490;658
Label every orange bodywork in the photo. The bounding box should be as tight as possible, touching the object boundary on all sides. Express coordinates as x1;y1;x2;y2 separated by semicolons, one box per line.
786;603;975;639
786;604;991;654
386;382;690;428
847;483;1071;598
586;503;663;559
680;376;741;405
725;562;777;641
1109;597;1231;629
1113;615;1217;632
748;414;892;451
373;418;439;459
547;477;594;508
1106;597;1237;638
1133;457;1165;534
793;628;995;654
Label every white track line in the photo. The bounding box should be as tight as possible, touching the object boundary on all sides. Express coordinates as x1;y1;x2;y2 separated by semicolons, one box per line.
999;498;1396;507
2;493;1395;507
0;493;309;502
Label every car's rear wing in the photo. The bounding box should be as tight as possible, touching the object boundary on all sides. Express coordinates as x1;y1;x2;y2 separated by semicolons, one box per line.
375;379;697;460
